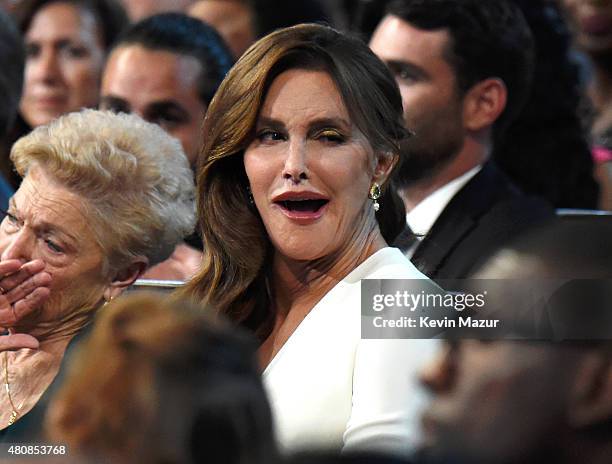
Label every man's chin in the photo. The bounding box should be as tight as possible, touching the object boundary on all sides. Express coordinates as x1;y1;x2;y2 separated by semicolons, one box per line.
397;150;458;185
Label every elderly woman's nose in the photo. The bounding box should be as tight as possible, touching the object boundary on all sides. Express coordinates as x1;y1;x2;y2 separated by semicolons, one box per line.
282;140;309;182
1;230;34;262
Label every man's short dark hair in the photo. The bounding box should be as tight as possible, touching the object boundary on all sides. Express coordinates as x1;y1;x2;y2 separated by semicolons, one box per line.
386;0;534;138
114;13;234;106
0;9;24;137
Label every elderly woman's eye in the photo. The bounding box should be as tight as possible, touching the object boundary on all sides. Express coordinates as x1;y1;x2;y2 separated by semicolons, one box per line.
3;212;21;230
45;238;64;254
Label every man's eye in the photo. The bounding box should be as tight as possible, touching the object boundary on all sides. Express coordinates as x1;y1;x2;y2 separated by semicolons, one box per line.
101;101;128;114
154;115;183;130
397;69;417;83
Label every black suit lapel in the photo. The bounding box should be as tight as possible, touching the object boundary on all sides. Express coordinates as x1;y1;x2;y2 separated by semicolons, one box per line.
411;213;475;276
409;162;510;277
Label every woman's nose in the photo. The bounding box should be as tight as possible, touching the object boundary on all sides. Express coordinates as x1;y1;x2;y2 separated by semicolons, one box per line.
30;48;62;85
282;140;309;183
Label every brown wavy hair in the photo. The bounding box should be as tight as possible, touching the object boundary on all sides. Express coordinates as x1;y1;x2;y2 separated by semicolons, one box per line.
182;23;409;340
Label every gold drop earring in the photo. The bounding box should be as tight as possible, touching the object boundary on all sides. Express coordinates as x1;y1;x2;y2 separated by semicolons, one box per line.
369;183;381;211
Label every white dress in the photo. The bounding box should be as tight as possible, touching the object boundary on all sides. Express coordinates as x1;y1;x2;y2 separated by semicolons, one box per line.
263;247;439;456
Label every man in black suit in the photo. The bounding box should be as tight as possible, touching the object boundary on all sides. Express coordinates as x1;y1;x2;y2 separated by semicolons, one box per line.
369;0;553;279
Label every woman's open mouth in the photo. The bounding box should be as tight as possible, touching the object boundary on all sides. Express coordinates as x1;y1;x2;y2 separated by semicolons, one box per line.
273;194;329;222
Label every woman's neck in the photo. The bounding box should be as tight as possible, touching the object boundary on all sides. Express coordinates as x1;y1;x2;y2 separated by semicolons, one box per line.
257;213;389;368
0;335;72;430
12;300;96;345
271;222;387;316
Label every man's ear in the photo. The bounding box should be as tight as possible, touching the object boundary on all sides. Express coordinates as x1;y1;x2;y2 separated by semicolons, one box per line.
103;257;149;301
462;77;507;132
372;151;399;185
567;351;612;429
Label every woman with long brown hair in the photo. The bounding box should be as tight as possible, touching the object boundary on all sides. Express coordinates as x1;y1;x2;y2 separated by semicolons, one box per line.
183;24;436;455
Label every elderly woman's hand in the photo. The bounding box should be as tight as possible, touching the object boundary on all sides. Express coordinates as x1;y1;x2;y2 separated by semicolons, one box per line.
0;259;51;350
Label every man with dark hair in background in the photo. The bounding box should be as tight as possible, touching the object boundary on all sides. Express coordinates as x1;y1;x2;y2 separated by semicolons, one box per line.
0;8;24;211
100;13;234;279
369;0;553;280
101;12;233;168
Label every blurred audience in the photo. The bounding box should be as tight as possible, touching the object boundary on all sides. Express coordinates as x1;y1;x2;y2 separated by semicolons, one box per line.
2;0;128;189
181;23;437;455
14;0;128;128
188;0;256;58
418;218;612;464
493;0;599;209
100;12;233;280
348;0;390;37
561;0;612;210
369;0;553;280
250;0;334;40
0;109;195;441
46;292;278;464
190;0;335;59
119;0;194;21
0;8;24;210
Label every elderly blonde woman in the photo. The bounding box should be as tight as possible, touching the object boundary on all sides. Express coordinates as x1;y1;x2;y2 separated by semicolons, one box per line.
0;109;195;441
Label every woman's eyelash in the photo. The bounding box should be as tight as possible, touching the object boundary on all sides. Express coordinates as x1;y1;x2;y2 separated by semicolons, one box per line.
317;130;346;143
257;129;285;141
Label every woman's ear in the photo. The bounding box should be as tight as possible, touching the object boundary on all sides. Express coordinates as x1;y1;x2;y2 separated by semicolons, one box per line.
567;351;612;430
372;151;399;185
103;257;149;301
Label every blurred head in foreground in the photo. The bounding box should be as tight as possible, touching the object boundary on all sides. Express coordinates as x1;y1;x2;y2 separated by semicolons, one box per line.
418;218;612;464
46;292;277;464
